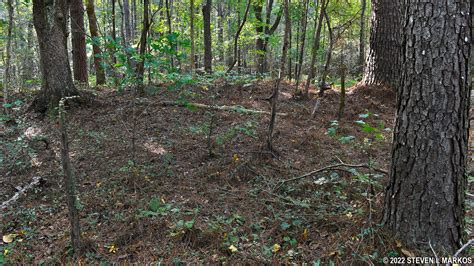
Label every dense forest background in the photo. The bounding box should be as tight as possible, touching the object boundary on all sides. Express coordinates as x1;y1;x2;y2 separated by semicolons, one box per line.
0;0;473;264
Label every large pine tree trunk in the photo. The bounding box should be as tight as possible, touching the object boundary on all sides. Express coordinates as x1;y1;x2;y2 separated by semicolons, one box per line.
202;0;212;73
32;0;79;113
383;0;471;253
70;0;89;83
363;0;404;89
85;0;106;85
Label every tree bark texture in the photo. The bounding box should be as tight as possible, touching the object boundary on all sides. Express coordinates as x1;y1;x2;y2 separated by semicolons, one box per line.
85;0;106;85
383;0;471;254
70;0;89;83
363;0;405;89
32;0;79;113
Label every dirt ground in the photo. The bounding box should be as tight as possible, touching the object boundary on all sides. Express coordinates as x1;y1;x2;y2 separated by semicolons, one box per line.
0;80;472;264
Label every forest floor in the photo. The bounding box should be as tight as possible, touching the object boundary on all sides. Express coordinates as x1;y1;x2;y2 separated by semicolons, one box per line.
1;79;472;264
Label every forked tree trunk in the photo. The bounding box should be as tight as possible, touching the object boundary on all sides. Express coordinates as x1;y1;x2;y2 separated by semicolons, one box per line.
32;0;79;113
85;0;106;85
202;0;212;73
227;0;251;73
70;0;89;83
363;0;404;89
383;0;471;254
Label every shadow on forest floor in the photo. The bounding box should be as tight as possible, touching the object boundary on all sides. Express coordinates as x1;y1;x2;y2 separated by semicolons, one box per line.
1;80;471;263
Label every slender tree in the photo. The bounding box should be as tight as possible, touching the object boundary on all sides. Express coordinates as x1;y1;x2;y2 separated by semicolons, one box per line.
303;0;328;98
190;0;196;70
85;0;106;85
267;0;290;152
31;0;79;113
383;0;471;253
363;0;405;89
3;0;14;110
227;0;251;73
70;0;89;83
123;0;132;44
202;0;213;73
295;0;309;89
357;0;366;74
136;0;150;83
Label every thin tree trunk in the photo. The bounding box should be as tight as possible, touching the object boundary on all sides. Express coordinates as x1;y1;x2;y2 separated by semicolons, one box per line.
295;0;309;90
3;0;14;110
190;0;195;70
85;0;106;85
32;0;79;113
59;97;82;256
217;1;225;63
70;0;89;83
123;0;132;44
202;0;212;73
383;0;471;254
267;0;290;152
357;0;366;74
227;0;251;73
304;0;327;98
318;10;333;95
136;0;150;84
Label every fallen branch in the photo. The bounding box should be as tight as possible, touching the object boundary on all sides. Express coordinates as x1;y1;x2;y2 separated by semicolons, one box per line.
161;101;288;116
276;162;388;189
1;176;42;210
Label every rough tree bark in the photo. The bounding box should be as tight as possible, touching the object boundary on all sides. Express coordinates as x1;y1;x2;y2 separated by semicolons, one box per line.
32;0;79;113
363;0;405;89
383;0;471;254
70;0;89;83
85;0;106;85
202;0;213;73
267;0;290;152
304;0;327;98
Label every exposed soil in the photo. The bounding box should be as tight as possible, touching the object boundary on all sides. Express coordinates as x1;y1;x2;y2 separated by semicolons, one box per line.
0;81;471;264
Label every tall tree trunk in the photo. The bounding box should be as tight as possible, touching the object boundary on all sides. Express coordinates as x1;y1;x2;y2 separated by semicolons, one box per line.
70;0;89;83
217;1;225;63
132;0;137;39
21;20;36;87
383;0;471;254
304;0;327;98
32;0;79;113
3;0;14;109
227;0;251;73
318;10;333;95
123;0;132;44
111;0;117;64
295;0;309;90
85;0;106;85
267;0;290;152
202;0;212;73
363;0;404;89
357;0;366;74
190;0;195;70
136;0;150;84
